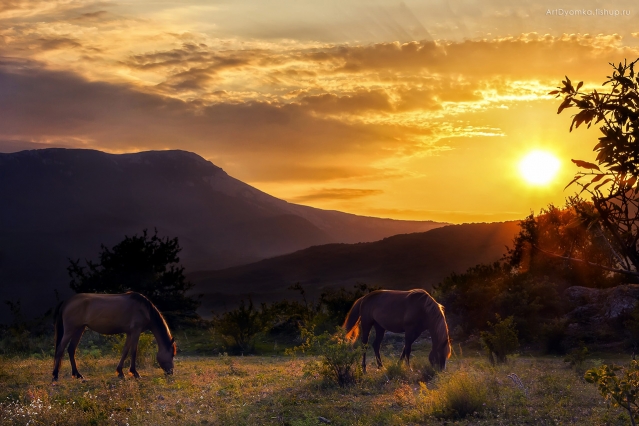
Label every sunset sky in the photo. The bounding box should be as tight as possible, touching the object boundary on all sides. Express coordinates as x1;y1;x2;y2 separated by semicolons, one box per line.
2;0;639;223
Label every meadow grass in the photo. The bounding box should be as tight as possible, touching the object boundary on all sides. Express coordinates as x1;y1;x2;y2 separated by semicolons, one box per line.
0;342;634;425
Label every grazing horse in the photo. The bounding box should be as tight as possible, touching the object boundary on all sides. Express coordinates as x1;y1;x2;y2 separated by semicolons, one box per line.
343;289;451;372
52;292;176;381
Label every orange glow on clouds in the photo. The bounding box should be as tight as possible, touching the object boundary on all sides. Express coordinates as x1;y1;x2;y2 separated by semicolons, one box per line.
1;1;637;222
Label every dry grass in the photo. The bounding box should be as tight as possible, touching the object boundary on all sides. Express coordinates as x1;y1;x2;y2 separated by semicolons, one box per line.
0;348;634;425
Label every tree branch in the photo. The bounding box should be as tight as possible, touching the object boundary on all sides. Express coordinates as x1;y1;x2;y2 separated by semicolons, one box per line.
533;244;639;277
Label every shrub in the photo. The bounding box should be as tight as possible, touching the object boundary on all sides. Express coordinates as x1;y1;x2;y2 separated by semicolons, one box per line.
289;327;363;387
480;315;519;364
421;369;493;419
385;363;409;382
585;360;639;425
564;342;588;369
417;362;437;383
212;299;268;353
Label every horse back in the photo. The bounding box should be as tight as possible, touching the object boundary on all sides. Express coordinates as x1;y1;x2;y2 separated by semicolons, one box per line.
62;293;151;335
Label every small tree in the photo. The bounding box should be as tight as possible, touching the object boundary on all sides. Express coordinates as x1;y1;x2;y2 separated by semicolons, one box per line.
212;299;268;353
288;326;363;387
552;59;639;277
480;315;519;364
585;360;639;425
68;229;198;314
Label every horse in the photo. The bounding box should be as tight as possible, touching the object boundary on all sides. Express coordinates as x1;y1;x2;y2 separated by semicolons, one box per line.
343;289;451;372
52;292;176;382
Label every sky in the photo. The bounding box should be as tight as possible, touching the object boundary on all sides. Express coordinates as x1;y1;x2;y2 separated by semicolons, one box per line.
2;0;639;223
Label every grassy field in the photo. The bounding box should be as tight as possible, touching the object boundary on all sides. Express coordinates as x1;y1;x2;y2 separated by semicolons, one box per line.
0;339;633;426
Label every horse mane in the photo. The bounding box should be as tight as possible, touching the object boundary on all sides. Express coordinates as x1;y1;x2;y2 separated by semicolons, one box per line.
420;290;451;351
126;292;176;354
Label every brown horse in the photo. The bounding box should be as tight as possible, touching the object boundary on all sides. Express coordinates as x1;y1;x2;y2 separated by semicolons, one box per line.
52;292;176;381
343;289;451;372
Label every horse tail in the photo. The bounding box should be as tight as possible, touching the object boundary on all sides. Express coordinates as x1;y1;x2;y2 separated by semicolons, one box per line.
54;301;65;355
343;297;363;343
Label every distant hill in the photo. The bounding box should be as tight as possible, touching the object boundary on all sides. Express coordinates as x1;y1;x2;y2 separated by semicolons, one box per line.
190;221;521;317
0;148;444;321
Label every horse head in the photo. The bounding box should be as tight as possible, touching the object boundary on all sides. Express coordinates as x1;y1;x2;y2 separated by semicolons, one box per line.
157;337;176;375
429;337;451;371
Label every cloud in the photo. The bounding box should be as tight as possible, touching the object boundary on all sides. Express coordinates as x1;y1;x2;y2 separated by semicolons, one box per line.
37;37;82;51
298;90;393;114
290;188;384;202
0;60;442;182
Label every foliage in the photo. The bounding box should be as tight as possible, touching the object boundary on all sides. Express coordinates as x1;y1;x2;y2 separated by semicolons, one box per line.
212;299;268;354
289;326;363;387
480;315;519;364
420;370;494;420
553;59;639;277
506;203;616;287
1;301;31;353
434;262;561;342
314;282;379;332
68;229;198;314
585;360;639;425
564;342;589;369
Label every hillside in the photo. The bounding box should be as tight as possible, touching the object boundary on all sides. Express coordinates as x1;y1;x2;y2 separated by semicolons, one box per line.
190;221;521;316
0;148;444;321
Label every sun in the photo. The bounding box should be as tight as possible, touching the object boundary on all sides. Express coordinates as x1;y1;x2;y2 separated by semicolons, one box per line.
519;151;561;185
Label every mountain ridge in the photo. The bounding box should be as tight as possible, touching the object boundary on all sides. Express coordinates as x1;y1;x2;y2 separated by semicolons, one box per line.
189;220;521;317
0;148;445;321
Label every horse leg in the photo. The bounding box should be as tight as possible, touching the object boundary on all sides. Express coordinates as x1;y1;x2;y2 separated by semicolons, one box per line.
400;331;419;371
372;323;385;369
52;330;75;381
128;331;142;378
68;327;86;379
116;334;132;378
360;320;373;373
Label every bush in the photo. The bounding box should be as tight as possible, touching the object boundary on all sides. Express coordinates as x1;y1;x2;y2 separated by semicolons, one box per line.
421;369;493;419
212;299;268;354
289;327;363;387
417;362;438;383
564;342;588;369
480;315;519;364
385;363;409;382
585;360;639;425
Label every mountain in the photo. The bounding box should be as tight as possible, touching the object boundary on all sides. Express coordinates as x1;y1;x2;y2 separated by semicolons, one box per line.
0;148;444;321
190;221;521;317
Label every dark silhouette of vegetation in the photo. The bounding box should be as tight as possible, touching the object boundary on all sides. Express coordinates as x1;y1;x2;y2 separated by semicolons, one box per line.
564;342;589;370
507;203;618;288
68;229;198;315
288;326;363;387
0;297;58;355
213;283;379;354
212;299;268;353
551;59;639;277
480;315;519;364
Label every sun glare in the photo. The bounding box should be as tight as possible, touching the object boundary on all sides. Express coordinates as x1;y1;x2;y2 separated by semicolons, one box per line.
519;151;561;185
